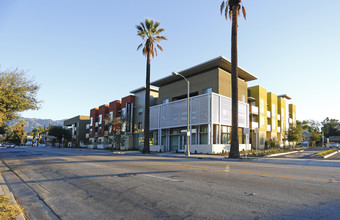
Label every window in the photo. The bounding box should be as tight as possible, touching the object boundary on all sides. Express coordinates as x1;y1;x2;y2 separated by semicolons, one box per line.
90;117;93;126
221;126;231;144
162;99;169;104
138;108;143;116
200;125;208;144
202;88;212;94
99;114;102;125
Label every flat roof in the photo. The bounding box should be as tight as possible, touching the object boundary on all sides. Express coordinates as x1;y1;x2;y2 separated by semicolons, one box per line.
130;86;159;94
151;56;257;87
278;94;292;100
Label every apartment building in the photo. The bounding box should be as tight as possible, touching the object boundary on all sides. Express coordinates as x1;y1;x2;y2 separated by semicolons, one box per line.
64;115;90;147
81;56;296;153
248;86;297;149
87;95;135;149
148;56;257;154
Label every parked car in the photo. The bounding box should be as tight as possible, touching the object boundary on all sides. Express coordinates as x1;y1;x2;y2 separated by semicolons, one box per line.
6;144;15;148
330;142;339;148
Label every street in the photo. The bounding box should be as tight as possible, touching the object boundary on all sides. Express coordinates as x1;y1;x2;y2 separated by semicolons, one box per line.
1;147;340;220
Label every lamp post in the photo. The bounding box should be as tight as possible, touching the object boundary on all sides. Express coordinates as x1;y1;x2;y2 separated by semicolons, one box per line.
172;72;190;156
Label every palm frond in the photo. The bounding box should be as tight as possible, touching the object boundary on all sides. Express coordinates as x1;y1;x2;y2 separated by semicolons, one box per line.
137;43;143;51
157;44;163;52
242;6;246;20
220;1;225;15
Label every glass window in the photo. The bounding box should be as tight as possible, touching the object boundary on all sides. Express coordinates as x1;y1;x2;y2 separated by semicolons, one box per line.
221;126;231;144
162;99;169;104
200;125;208;144
138;108;143;116
99;115;102;124
90;117;93;126
202;88;212;94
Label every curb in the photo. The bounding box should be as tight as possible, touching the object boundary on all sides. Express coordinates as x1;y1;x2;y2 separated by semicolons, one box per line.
264;150;300;158
0;161;26;220
323;150;340;159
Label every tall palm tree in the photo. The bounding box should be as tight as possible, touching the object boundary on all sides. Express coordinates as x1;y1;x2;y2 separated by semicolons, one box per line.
220;0;246;158
136;18;167;153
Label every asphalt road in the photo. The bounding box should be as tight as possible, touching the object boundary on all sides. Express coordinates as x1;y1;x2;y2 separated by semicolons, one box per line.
1;147;340;220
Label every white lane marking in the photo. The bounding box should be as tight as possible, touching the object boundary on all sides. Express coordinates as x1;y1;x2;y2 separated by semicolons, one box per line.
84;163;103;167
142;174;182;182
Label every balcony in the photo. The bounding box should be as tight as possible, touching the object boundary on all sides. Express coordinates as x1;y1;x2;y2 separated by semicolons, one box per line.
267;111;271;118
250;121;258;130
277;114;281;121
267;124;271;131
289;118;293;124
250;106;259;115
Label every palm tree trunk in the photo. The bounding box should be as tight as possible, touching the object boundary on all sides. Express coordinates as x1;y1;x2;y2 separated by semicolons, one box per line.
229;5;240;158
142;50;151;153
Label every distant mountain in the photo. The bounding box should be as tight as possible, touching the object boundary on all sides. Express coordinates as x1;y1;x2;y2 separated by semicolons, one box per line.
9;117;65;133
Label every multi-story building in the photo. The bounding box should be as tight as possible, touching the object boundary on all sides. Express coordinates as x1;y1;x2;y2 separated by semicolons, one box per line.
64;115;90;147
87;95;136;150
148;56;257;154
248;86;297;149
83;56;297;153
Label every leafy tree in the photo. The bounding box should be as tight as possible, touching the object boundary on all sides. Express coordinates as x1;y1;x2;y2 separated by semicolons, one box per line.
105;115;126;151
48;126;71;146
0;69;40;126
309;130;321;146
297;120;321;132
136;18;167;154
220;0;246;158
5;120;26;145
286;125;304;144
321;117;340;138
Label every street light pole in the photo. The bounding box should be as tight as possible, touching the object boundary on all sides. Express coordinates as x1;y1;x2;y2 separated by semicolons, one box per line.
173;72;190;156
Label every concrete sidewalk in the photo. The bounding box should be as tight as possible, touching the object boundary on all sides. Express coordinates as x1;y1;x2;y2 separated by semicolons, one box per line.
0;161;26;220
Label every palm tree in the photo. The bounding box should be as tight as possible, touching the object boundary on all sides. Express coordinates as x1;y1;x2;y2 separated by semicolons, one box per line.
220;0;246;158
136;18;167;153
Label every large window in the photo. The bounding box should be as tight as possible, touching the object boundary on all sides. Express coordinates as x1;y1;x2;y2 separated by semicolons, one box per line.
99;114;102;125
200;125;208;144
221;126;231;144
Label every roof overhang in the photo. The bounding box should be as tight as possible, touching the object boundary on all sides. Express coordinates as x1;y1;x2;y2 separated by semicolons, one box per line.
278;94;292;100
151;56;257;87
130;86;159;94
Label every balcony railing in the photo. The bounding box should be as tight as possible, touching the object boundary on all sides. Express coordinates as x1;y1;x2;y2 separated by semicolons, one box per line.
267;124;271;131
267;111;271;118
251;121;259;130
250;106;259;115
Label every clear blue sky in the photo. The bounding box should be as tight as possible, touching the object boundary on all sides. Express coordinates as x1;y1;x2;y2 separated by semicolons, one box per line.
1;0;339;122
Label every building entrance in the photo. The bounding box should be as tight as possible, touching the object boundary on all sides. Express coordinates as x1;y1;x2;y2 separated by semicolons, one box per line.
170;134;186;152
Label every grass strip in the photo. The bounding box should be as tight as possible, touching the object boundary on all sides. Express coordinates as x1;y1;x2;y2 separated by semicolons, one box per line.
0;195;24;220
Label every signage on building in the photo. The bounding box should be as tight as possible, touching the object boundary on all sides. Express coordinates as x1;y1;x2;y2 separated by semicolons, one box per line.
125;103;133;133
